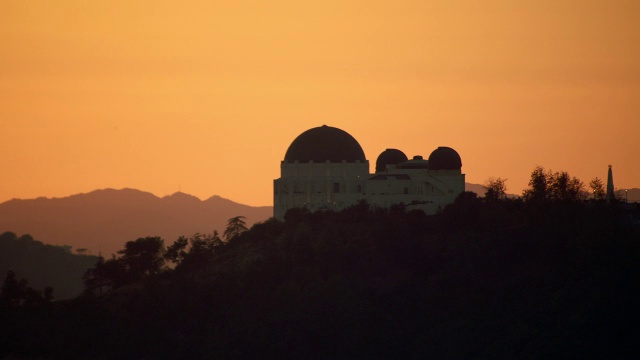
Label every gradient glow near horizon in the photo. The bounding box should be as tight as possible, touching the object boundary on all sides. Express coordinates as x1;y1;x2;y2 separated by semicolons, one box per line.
1;1;639;206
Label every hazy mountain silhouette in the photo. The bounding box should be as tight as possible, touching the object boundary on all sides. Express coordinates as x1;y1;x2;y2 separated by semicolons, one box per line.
616;188;640;202
0;189;272;257
465;182;489;196
465;182;518;198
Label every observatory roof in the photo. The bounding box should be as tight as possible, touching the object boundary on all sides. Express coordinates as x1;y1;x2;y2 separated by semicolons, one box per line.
284;125;366;163
428;147;462;170
375;148;409;172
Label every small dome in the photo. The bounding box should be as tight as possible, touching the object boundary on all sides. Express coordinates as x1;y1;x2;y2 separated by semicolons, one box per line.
284;125;366;163
428;147;462;170
375;148;408;172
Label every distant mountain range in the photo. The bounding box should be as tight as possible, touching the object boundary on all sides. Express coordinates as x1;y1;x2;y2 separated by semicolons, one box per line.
0;189;272;257
614;188;640;202
465;182;519;198
1;185;637;257
465;183;489;196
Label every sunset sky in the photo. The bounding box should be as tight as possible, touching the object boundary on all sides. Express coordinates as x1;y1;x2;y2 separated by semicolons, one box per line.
2;0;639;206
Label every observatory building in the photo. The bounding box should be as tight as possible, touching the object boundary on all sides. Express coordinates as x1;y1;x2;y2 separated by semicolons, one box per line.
274;125;465;220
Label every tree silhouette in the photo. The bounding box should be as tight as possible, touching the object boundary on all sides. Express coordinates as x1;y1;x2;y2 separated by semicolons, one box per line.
589;177;606;200
522;166;548;202
224;216;248;241
547;170;585;201
0;270;50;308
84;237;166;294
0;270;24;308
178;232;223;270
164;236;189;265
165;232;225;270
83;256;127;294
523;166;585;202
483;177;507;202
117;237;165;280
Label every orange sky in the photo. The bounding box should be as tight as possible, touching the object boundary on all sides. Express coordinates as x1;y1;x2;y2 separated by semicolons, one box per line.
1;0;639;206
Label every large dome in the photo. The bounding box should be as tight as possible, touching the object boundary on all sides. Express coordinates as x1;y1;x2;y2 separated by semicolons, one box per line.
375;148;408;172
284;125;366;163
428;147;462;170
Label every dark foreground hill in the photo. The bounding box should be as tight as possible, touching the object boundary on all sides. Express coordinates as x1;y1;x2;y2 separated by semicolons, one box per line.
1;196;637;359
0;189;272;257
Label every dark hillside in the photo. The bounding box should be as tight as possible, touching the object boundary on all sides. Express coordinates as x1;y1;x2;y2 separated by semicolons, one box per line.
1;198;638;359
0;232;99;300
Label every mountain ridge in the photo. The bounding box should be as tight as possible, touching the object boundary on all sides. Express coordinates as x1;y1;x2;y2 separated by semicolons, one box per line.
0;188;272;257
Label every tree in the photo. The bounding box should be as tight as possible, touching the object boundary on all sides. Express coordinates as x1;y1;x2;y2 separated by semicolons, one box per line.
522;166;548;202
440;191;483;230
224;216;248;241
165;232;224;269
589;177;606;200
1;270;24;307
0;270;49;308
117;237;166;280
181;231;223;269
547;170;585;202
523;166;585;203
85;237;167;294
484;177;507;202
164;236;189;265
83;256;128;294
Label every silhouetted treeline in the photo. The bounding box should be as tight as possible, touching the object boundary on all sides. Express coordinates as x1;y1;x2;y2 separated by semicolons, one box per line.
1;197;638;359
0;232;99;300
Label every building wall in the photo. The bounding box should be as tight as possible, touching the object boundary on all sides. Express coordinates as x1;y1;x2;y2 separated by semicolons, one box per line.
274;160;465;220
366;169;465;215
274;161;369;219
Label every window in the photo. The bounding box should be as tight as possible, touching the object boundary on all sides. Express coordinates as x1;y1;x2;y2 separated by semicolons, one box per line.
404;187;409;194
333;182;340;193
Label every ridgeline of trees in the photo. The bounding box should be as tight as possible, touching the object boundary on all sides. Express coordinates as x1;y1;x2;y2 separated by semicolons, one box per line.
1;168;639;359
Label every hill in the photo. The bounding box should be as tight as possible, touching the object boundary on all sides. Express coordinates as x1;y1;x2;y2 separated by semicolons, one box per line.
0;189;272;257
0;232;99;300
1;199;637;358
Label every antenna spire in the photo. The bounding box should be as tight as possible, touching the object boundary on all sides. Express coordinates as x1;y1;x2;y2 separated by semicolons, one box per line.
606;165;615;202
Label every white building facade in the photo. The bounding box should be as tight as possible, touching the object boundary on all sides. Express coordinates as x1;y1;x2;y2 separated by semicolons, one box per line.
274;125;465;220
